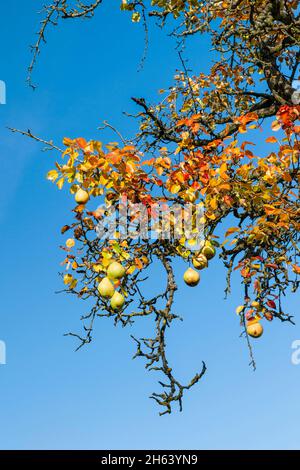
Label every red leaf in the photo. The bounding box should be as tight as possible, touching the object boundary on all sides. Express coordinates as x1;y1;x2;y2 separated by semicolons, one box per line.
191;181;200;190
267;300;276;309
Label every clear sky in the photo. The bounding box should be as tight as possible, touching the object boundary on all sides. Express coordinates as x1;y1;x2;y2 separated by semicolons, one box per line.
0;1;299;450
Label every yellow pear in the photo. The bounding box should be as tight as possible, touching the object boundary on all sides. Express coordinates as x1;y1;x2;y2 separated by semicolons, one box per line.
246;322;263;338
97;277;115;298
201;241;216;260
192;253;208;270
110;291;125;310
183;268;200;287
75;188;89;204
107;261;126;280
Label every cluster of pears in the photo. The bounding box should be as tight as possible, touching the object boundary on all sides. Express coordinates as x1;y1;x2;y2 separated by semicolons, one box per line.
183;240;216;287
97;262;126;311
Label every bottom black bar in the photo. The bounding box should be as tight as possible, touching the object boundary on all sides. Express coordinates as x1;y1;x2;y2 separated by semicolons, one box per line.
0;450;299;464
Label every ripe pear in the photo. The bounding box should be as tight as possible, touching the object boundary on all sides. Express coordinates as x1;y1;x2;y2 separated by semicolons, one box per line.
183;268;200;287
107;261;126;280
192;253;208;270
98;277;115;298
75;188;89;204
246;322;263;338
201;241;216;260
110;291;125;310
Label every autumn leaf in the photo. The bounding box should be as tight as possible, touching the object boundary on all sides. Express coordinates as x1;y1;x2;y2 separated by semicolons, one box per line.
64;274;73;285
265;136;277;143
210;197;218;210
76;138;87;149
61;225;71;234
134;258;143;269
267;300;276;310
292;265;300;275
57;178;64;190
263;204;279;215
47;170;59;182
225;227;240;237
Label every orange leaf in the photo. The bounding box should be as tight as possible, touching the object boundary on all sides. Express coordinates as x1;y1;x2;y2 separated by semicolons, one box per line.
292;265;300;275
76;138;87;149
225;227;240;237
135;258;143;270
264;204;279;215
265;136;277;143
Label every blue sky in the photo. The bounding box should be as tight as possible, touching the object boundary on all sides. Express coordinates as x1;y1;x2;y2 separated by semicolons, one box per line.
0;1;299;450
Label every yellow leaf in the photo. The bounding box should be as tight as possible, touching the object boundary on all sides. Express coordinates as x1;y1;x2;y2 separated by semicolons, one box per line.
102;252;113;267
219;162;228;179
57;177;64;190
252;264;261;269
64;274;73;285
132;12;140;22
205;212;216;220
92;264;103;273
126;265;136;275
170;184;181;194
236;305;244;315
47;170;59;182
210;197;218;210
69;278;78;290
